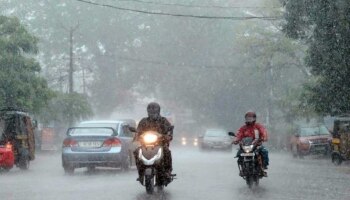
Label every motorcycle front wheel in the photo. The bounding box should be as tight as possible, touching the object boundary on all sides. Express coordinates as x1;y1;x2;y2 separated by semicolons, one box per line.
246;176;253;188
145;175;155;194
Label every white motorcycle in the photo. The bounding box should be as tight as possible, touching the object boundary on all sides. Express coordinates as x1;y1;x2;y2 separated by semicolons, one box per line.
132;126;175;194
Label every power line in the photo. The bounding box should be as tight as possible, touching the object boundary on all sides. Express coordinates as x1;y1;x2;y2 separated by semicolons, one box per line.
75;0;281;20
110;0;281;10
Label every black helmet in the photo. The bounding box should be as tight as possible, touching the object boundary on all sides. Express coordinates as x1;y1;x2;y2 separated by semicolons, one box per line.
147;102;161;120
245;111;256;125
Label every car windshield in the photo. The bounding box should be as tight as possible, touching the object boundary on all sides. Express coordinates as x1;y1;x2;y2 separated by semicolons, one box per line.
300;126;330;136
68;127;114;136
205;130;227;137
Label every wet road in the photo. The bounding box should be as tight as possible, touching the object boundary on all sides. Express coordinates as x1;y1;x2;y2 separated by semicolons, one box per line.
1;147;350;200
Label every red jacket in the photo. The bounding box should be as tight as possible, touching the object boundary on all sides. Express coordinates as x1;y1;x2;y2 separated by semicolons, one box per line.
235;123;268;142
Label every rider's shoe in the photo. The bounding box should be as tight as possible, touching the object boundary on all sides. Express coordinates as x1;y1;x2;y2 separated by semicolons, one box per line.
239;171;244;177
262;171;268;177
136;176;144;185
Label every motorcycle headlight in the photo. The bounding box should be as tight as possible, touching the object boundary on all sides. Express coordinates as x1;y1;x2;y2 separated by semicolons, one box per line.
243;145;253;153
143;132;158;144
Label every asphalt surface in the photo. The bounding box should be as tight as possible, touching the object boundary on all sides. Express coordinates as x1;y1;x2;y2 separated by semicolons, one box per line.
1;146;350;200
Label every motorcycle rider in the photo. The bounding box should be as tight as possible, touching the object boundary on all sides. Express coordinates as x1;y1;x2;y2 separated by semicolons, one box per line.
233;111;269;176
133;102;173;184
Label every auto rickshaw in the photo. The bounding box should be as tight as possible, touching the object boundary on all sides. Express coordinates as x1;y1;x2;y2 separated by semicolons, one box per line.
0;108;35;171
331;116;350;165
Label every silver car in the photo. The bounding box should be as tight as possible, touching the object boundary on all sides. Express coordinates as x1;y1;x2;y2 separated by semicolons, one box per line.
62;121;135;174
199;129;233;151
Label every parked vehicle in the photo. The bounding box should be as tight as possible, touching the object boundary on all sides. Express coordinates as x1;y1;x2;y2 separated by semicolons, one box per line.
229;132;265;188
132;126;176;194
331;117;350;165
199;129;232;151
0;142;14;171
289;125;331;158
0;108;35;171
61;126;133;174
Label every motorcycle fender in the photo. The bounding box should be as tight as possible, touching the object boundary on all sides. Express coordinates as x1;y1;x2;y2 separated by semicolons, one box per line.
138;147;163;166
145;168;153;176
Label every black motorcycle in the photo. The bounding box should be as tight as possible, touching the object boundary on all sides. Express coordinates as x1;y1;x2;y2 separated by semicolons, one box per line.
229;132;265;188
132;126;175;194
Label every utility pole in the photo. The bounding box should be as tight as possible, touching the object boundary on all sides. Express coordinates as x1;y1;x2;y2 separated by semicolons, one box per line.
60;22;79;127
68;23;79;94
82;65;86;95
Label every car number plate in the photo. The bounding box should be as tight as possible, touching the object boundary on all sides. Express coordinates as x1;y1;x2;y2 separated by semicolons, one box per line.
79;141;102;148
315;146;326;151
241;153;255;156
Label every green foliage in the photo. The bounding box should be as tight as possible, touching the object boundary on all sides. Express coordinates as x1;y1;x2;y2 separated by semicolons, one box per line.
283;0;350;116
38;92;93;125
0;16;52;113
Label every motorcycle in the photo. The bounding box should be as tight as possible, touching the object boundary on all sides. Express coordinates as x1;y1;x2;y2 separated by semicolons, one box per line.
131;126;175;194
229;132;265;188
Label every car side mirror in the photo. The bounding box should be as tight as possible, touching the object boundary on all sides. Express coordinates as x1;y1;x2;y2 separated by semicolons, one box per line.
228;132;236;137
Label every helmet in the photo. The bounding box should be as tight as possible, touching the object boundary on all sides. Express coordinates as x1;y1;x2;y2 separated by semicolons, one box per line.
147;102;161;120
245;111;256;125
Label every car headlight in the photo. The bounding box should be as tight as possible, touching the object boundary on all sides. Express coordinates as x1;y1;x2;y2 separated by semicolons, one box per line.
142;132;158;144
243;145;253;153
300;139;310;144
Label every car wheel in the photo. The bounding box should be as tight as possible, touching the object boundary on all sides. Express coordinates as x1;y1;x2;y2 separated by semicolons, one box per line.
292;145;298;158
1;167;11;172
19;155;29;170
64;166;75;175
297;147;304;159
332;153;343;166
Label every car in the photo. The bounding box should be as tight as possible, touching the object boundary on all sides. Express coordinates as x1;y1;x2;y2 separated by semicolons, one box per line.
179;136;198;147
289;124;332;158
62;120;136;174
199;129;233;151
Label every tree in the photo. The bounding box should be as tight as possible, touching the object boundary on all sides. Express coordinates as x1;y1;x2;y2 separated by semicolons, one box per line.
282;0;350;116
0;16;53;113
38;92;93;126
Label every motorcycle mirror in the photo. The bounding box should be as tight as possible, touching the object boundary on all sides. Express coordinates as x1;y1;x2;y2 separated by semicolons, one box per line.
129;127;137;132
168;126;174;132
228;132;236;137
